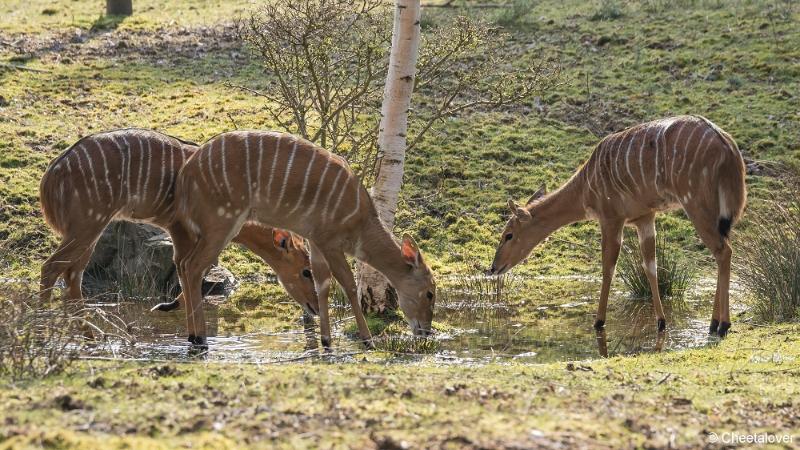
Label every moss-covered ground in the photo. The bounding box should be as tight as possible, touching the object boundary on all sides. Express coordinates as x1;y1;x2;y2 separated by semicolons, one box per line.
1;324;799;448
2;0;799;447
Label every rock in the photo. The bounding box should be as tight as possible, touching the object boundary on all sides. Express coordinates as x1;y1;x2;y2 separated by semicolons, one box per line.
83;221;236;300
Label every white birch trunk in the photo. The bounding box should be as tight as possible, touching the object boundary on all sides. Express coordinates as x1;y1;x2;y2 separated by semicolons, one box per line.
357;0;421;313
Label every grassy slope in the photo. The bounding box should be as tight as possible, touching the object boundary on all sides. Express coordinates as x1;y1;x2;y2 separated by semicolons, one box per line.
1;2;800;448
1;324;799;448
1;0;798;281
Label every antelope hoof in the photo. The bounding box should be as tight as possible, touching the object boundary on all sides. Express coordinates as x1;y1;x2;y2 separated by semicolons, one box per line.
151;299;180;312
188;334;207;348
363;339;375;350
709;319;720;334
657;318;666;332
717;322;731;338
321;336;332;350
594;319;605;330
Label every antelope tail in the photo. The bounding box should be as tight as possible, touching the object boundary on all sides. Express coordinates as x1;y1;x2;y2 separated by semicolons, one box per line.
697;116;746;238
39;152;72;237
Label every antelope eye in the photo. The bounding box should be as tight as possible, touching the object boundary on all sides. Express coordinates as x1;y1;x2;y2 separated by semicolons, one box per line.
426;291;434;300
505;233;513;241
302;269;312;278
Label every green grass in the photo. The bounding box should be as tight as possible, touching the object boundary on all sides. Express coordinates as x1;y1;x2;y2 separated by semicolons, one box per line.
1;2;800;446
2;0;798;281
617;227;696;301
0;324;798;448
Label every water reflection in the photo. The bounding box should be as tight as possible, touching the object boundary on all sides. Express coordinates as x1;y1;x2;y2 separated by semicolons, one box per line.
78;275;733;364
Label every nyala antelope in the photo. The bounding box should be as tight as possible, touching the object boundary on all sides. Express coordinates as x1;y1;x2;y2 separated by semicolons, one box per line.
172;130;436;347
491;116;746;337
39;129;322;317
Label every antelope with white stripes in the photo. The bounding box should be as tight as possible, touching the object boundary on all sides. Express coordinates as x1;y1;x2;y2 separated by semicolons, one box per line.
490;116;746;337
172;130;436;347
39;129;322;317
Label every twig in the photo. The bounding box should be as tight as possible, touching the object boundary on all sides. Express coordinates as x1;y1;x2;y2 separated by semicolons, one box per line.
0;63;50;73
226;111;239;130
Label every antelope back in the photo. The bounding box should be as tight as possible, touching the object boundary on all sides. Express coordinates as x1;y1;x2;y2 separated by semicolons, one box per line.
40;129;196;234
580;115;744;214
182;131;370;239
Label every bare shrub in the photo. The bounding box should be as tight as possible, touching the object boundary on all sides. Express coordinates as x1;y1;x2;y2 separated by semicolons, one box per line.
235;0;560;183
0;288;134;380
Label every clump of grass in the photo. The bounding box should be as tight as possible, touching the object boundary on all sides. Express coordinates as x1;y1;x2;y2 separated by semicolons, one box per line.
736;177;800;322
617;228;695;301
494;0;537;27
373;335;440;354
0;288;133;380
590;0;625;21
437;269;520;308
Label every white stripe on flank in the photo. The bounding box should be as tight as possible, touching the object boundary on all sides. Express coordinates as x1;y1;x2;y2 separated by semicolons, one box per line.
110;135;125;203
595;143;610;199
669;120;688;184
288;146;316;215
688;128;713;176
654;120;675;196
638;125;650;189
207;139;221;194
142;138;153;204
255;134;264;200
615;133;634;196
244;134;252;202
653;124;663;194
609;134;631;197
80;145;101;202
676;122;700;176
624;129;638;193
153;140;168;213
321;168;345;220
340;183;361;224
121;136;132;201
305;158;332;216
73;145;94;202
602;136;621;196
135;136;145;199
96;140;113;203
330;177;351;221
584;168;600;199
220;135;232;197
266;134;283;203
275;138;298;208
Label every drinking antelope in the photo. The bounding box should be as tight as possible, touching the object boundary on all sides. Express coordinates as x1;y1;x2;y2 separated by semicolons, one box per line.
172;130;436;347
39;129;321;317
490;116;746;337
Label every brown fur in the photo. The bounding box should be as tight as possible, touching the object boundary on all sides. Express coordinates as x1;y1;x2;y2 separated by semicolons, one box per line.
39;129;321;316
172;130;436;346
492;116;746;337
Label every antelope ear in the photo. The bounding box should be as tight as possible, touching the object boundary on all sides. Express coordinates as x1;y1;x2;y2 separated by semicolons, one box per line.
401;233;422;268
507;199;519;214
291;234;306;251
527;185;547;205
272;229;292;251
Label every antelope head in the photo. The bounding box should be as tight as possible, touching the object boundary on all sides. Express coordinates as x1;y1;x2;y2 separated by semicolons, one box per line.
394;234;436;336
271;229;320;316
490;186;548;275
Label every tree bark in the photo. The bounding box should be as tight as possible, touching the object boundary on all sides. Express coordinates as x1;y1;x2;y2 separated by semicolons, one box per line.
106;0;132;16
357;0;421;313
